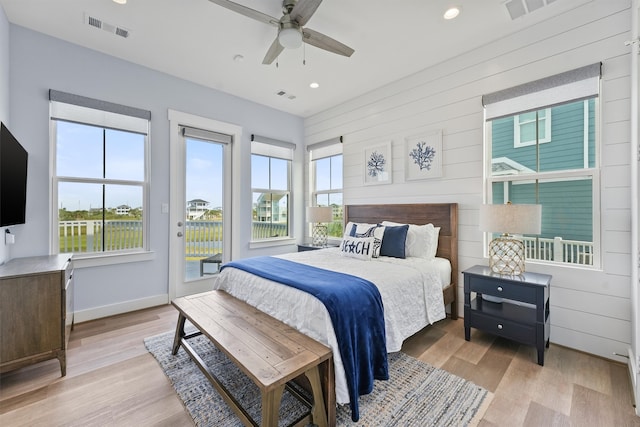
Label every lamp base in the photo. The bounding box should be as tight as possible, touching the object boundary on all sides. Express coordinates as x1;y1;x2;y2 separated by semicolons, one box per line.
488;235;526;275
312;223;328;247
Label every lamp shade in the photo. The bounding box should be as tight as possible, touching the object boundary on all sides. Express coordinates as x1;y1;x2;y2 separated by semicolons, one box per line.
306;206;333;223
479;203;541;235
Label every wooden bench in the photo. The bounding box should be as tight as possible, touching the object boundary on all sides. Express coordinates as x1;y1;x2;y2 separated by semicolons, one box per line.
171;290;334;427
199;253;222;276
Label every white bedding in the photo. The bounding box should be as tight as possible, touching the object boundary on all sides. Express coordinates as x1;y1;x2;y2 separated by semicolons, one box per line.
212;247;450;404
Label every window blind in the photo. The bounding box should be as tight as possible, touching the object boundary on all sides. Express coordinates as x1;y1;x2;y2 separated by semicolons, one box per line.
307;136;343;160
251;134;295;160
482;63;601;120
49;90;150;135
182;126;232;144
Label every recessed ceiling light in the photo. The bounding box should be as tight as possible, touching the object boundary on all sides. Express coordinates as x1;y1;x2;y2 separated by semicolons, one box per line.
443;6;461;20
113;0;127;4
310;82;319;89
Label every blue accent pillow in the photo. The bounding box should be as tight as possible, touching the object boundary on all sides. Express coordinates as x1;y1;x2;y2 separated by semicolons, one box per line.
379;224;409;258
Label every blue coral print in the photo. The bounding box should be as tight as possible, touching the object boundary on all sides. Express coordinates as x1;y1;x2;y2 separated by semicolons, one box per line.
367;151;386;177
409;141;436;171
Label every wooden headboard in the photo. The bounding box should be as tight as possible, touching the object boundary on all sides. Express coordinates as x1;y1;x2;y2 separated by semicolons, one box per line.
344;203;458;319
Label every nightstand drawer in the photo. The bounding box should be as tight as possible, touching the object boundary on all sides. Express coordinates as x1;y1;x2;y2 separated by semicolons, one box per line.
467;310;536;346
468;276;536;303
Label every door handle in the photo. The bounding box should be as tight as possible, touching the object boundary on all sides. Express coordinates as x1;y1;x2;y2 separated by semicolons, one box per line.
177;232;183;237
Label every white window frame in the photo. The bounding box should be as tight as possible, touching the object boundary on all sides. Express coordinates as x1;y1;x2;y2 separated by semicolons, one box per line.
514;108;552;147
482;64;602;269
49;91;151;266
250;135;294;243
307;138;343;242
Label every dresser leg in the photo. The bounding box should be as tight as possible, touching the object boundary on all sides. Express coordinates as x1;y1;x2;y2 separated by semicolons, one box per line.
57;351;66;376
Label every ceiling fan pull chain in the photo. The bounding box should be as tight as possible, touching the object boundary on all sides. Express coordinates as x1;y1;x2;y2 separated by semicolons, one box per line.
303;42;306;66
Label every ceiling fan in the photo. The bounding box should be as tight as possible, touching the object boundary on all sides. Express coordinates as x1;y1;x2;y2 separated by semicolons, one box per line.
207;0;355;64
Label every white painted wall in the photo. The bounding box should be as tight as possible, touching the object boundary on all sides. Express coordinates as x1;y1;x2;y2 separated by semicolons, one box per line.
7;25;304;320
304;0;633;363
0;4;10;265
631;0;640;413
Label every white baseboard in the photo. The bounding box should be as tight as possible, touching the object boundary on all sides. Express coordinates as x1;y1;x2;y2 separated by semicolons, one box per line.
73;294;170;323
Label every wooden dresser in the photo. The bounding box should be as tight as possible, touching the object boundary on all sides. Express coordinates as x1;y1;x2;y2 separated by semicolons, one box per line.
0;254;74;376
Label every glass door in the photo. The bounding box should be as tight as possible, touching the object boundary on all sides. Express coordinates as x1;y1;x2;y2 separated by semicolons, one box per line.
183;137;225;281
168;110;233;299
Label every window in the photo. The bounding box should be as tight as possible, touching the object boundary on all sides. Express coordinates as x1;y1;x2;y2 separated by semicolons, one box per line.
514;108;551;147
308;138;343;239
482;63;601;267
50;90;150;257
251;135;294;241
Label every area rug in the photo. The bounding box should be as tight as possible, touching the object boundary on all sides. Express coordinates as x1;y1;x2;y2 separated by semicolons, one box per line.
144;331;491;426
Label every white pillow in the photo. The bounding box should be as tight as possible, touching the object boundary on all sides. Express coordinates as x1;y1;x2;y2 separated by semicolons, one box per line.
381;221;440;259
345;222;385;258
340;236;375;260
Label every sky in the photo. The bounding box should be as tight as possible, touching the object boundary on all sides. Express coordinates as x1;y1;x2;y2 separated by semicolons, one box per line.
56;120;255;212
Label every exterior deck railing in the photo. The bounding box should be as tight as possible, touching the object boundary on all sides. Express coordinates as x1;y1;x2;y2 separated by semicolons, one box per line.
59;221;594;266
59;220;288;256
522;236;594;265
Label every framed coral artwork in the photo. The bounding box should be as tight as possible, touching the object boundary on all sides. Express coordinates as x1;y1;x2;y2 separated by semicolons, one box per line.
363;141;392;185
405;130;442;180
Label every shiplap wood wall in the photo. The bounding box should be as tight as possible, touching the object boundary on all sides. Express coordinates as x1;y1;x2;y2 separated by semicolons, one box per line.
304;0;633;362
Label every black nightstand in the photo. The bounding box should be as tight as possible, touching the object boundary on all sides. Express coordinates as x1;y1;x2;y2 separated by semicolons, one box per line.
463;265;551;366
297;243;337;252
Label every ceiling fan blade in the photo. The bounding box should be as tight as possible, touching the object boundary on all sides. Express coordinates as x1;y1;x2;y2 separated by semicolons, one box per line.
302;28;355;57
207;0;279;27
262;38;285;64
289;0;322;26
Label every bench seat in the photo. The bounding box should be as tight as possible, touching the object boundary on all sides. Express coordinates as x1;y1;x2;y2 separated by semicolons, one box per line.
171;290;334;427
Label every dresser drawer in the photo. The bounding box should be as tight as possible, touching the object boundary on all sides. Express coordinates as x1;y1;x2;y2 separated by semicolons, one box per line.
468;275;536;304
467;310;536;346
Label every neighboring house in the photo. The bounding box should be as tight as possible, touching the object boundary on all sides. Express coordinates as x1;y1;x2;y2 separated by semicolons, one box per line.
115;205;130;215
187;199;209;220
254;194;287;223
490;99;595;243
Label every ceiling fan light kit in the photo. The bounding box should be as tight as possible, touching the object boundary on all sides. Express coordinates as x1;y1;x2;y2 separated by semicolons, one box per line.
278;18;303;49
207;0;354;65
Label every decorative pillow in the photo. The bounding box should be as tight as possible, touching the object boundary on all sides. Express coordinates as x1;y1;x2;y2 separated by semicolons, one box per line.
348;222;385;258
340;236;375;260
381;221;439;259
379;224;409;258
428;226;441;259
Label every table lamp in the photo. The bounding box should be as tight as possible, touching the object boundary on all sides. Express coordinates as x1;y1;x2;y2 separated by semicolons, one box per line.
306;206;333;247
479;202;542;275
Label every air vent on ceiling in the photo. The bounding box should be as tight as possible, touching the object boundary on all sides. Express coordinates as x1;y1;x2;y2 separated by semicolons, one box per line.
276;90;297;100
84;13;130;38
504;0;556;20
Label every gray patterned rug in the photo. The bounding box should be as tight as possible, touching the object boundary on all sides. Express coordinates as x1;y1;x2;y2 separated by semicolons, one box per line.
145;331;491;426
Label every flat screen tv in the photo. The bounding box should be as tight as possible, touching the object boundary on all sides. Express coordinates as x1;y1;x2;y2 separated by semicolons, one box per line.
0;122;28;227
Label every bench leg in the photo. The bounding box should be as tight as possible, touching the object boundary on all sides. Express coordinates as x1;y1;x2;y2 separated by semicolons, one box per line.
261;384;285;427
172;313;186;355
305;366;328;427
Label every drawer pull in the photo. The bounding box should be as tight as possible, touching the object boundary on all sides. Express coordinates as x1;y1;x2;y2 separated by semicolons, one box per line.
497;324;503;330
497;286;503;292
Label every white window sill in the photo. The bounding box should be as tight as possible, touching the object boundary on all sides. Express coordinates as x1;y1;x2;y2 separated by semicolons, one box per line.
70;251;155;269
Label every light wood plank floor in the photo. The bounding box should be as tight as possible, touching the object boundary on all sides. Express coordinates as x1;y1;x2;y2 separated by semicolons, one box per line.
0;304;638;426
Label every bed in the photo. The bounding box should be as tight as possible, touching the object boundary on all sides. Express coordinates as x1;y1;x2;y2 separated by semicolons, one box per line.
213;203;458;420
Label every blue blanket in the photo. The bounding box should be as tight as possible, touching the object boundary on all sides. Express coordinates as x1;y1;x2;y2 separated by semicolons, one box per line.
221;256;388;421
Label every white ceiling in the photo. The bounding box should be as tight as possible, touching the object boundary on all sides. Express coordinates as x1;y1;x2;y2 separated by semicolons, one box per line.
0;0;586;117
